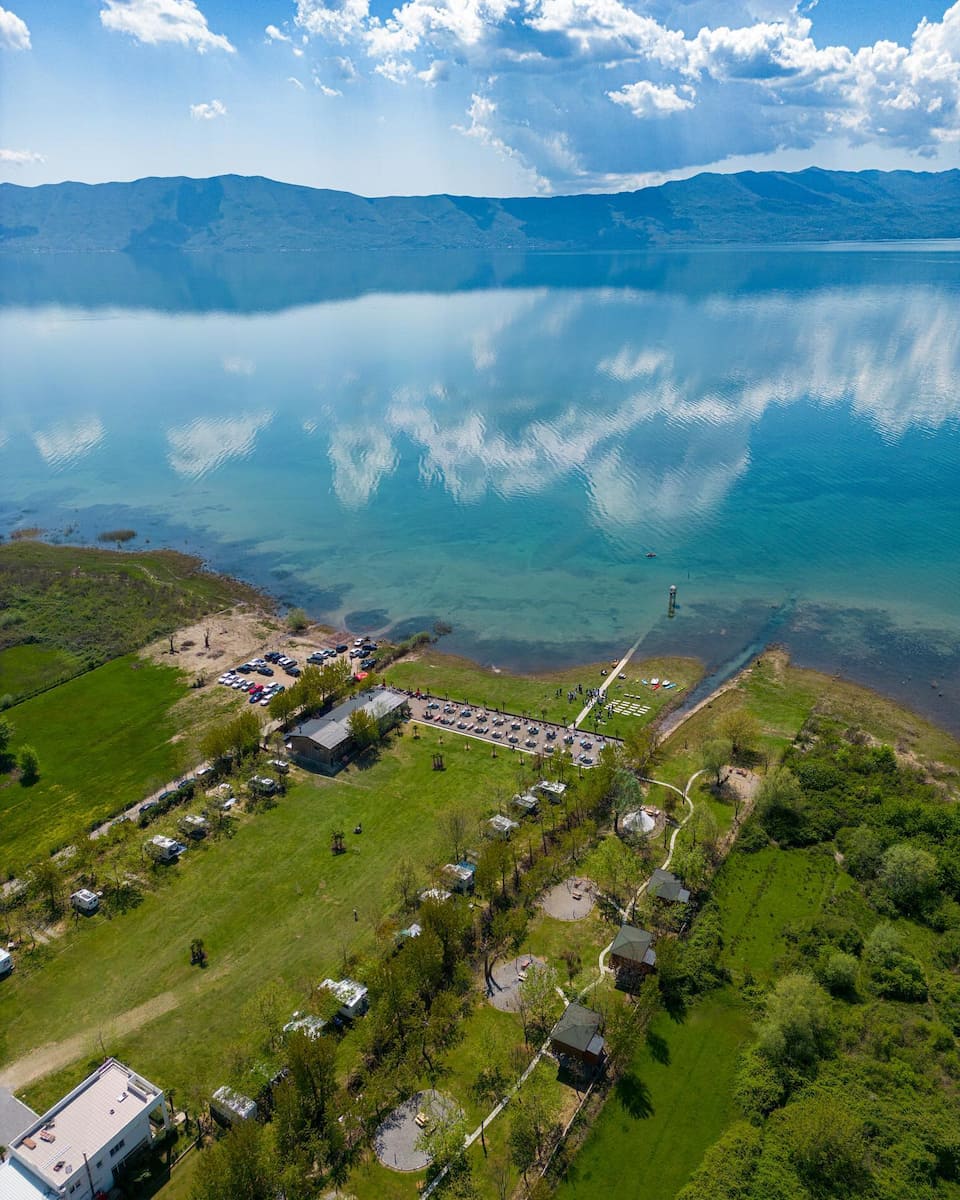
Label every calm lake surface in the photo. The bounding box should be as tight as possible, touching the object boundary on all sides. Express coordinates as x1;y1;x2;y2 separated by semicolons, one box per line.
1;248;959;730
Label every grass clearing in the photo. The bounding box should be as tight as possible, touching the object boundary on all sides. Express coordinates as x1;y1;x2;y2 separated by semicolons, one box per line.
1;732;526;1112
713;845;852;984
0;643;82;700
556;989;752;1200
0;655;192;868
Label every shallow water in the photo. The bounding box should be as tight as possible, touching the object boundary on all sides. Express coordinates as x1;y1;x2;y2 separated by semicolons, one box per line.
1;248;958;730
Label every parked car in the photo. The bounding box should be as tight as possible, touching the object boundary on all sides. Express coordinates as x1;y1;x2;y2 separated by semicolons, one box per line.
335;644;348;653
268;758;290;774
257;665;274;676
286;665;301;677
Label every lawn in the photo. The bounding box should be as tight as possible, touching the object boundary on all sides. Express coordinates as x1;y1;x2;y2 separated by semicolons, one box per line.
712;845;852;984
1;731;525;1113
0;655;192;869
0;643;82;702
555;990;752;1200
386;650;702;741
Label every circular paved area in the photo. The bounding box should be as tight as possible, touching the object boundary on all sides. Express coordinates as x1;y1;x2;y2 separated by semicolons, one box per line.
374;1090;461;1171
541;877;596;921
486;954;547;1012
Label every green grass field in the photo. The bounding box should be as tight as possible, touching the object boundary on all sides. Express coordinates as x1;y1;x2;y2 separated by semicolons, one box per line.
556;990;752;1200
1;731;526;1113
0;655;192;868
0;643;83;701
712;845;852;984
387;650;702;740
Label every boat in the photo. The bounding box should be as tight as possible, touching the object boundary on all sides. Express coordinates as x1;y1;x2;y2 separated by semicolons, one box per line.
662;679;671;687
650;677;660;689
645;552;657;558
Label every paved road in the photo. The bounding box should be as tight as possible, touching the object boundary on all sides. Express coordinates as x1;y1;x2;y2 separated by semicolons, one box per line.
573;634;646;728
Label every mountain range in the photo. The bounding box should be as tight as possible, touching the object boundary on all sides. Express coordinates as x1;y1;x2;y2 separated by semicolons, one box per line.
2;168;960;253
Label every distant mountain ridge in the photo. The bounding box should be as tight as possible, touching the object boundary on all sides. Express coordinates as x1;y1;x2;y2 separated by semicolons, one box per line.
2;168;960;252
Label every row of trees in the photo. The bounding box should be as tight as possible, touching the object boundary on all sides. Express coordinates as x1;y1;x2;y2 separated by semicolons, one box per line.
0;715;39;784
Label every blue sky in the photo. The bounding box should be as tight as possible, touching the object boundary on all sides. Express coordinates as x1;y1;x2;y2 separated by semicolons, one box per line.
1;0;958;195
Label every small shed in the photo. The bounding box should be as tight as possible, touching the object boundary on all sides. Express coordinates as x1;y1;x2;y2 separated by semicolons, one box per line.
420;887;452;905
488;814;520;840
512;792;539;816
549;1002;605;1066
320;977;369;1020
146;835;180;863
647;868;690;904
70;888;100;915
397;922;422;944
211;1085;257;1126
179;813;209;838
283;1012;327;1040
442;862;476;894
609;925;657;977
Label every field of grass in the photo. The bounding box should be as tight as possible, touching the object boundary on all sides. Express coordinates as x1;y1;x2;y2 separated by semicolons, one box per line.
0;643;83;701
712;845;853;984
556;990;752;1200
387;649;702;740
0;541;266;695
0;655;194;869
1;731;527;1113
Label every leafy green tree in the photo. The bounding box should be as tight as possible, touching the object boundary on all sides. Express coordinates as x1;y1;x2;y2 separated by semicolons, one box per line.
734;1045;787;1120
611;769;643;835
756;973;835;1070
818;951;859;997
285;607;309;632
863;923;927;1000
757;767;807;844
416;1108;468;1179
688;805;720;860
347;707;380;751
18;744;39;785
841;825;885;880
702;737;733;787
621;724;662;776
0;715;13;759
190;1118;278;1200
675;1121;762;1200
591;835;642;909
29;857;64;920
718;708;760;759
508;1075;561;1176
517;963;562;1042
780;1093;868;1195
268;688;296;725
877;843;938;915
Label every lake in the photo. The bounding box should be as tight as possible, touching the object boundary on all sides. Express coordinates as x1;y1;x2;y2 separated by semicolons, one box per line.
1;247;958;731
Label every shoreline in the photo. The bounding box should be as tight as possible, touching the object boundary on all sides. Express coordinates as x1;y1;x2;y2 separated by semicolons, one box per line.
3;536;956;740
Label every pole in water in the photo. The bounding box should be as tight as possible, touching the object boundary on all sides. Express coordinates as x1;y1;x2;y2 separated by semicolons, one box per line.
668;584;677;619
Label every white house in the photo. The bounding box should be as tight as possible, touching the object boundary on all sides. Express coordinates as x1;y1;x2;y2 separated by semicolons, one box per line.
145;835;180;863
537;780;567;799
0;1059;169;1200
320;978;369;1020
69;889;99;915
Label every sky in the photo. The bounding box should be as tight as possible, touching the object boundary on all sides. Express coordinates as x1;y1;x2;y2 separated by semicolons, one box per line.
1;0;959;195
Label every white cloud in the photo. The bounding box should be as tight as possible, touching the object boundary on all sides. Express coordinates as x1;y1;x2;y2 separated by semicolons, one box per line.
222;356;255;375
0;148;44;165
0;5;30;50
100;0;234;53
312;70;343;94
190;98;227;120
167;412;272;479
34;417;105;470
288;75;305;88
608;79;695;117
417;58;449;84
265;23;291;42
296;0;370;42
454;93;548;190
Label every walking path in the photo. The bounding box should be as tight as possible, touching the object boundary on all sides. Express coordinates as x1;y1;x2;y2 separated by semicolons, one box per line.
573;634;645;728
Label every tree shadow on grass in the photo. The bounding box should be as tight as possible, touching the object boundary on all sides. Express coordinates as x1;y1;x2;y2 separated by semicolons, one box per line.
645;1029;671;1065
614;1072;654;1119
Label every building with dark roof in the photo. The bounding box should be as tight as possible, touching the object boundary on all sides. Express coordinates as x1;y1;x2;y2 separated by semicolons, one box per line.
549;1002;605;1066
647;868;690;905
609;924;657;979
286;688;409;772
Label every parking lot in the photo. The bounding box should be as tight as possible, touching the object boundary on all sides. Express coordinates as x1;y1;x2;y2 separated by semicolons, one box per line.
405;693;619;765
215;637;381;706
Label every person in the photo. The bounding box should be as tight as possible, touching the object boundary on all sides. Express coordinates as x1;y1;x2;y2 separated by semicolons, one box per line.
353;907;359;921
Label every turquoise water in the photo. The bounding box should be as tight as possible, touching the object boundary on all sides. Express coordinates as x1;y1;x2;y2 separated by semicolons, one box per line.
1;249;958;729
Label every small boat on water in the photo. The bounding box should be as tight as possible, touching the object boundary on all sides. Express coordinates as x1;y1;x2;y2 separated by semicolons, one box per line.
645;552;657;558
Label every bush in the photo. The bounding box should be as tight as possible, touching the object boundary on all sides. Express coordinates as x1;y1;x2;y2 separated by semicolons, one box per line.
818;951;859;997
18;744;40;785
285;607;309;633
864;924;928;1002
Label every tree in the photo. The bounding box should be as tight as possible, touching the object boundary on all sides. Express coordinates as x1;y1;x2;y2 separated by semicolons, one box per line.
611;769;642;836
190;1119;278;1200
472;1031;509;1155
29;857;64;920
416;1107;468;1179
782;1093;869;1195
592;835;642;910
819;951;858;997
285;607;309;632
675;1121;762;1200
756;972;835;1070
877;843;938;915
392;856;419;909
604;978;660;1074
757;767;807;844
0;716;12;760
508;1075;561;1176
622;724;662;776
688;806;720;860
439;805;471;863
347;707;380;752
842;825;884;880
268;688;296;725
18;744;39;785
718;708;760;760
701;737;733;787
517;963;561;1041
